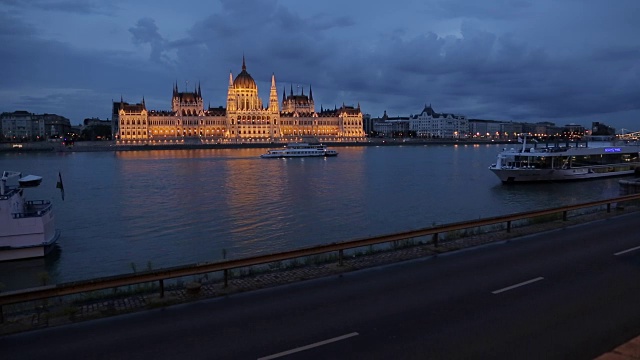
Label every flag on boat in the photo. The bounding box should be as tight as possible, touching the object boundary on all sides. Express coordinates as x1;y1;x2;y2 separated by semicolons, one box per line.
517;136;523;143
56;172;64;201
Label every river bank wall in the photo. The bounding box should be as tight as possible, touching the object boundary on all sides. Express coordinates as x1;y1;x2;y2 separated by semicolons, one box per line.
0;138;513;153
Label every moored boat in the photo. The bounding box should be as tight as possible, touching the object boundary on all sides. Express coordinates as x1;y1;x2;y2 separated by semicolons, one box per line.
18;174;43;187
260;143;339;158
1;171;60;261
489;136;640;183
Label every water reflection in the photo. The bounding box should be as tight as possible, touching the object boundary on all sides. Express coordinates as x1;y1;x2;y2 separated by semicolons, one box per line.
0;245;61;290
0;145;632;290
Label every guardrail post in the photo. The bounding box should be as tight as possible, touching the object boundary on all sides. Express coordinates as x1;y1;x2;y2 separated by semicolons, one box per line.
159;279;164;298
507;221;511;233
338;249;343;266
563;211;568;221
224;269;229;288
433;233;439;247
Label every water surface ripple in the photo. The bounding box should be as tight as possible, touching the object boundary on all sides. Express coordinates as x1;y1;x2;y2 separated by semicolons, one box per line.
0;144;625;288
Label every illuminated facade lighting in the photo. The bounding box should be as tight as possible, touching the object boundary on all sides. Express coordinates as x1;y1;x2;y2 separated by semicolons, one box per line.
114;57;365;144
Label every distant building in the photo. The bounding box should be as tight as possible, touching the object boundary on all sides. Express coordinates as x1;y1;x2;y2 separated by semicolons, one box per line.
469;120;568;140
469;119;503;139
370;111;410;137
0;111;71;141
563;123;586;138
84;117;111;127
372;105;467;138
499;122;523;140
114;57;365;144
362;113;373;136
81;118;113;140
592;122;616;136
409;105;468;138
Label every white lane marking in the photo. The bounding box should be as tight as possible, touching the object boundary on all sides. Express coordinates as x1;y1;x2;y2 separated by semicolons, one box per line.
258;332;359;360
492;277;545;294
614;245;640;256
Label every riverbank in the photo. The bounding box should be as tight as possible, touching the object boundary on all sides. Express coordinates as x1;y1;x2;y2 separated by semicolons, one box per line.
0;138;513;153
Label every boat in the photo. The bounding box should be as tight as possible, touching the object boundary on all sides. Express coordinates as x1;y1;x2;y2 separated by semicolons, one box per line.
489;136;640;183
1;171;60;261
260;143;339;158
18;174;43;187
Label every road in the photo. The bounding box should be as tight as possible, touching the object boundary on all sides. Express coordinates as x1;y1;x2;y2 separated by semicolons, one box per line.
3;212;640;359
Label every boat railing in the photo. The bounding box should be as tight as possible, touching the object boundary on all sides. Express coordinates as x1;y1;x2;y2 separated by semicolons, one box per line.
0;186;20;200
11;201;52;219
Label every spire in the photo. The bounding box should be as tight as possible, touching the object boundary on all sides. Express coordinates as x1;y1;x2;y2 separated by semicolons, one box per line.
242;55;246;72
282;87;286;102
357;102;360;109
198;82;201;97
309;85;313;100
142;96;145;106
301;87;304;96
290;84;293;96
229;71;233;86
321;105;323;112
269;73;279;113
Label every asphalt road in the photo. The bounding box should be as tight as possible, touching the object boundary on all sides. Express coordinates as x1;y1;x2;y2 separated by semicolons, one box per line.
3;212;640;359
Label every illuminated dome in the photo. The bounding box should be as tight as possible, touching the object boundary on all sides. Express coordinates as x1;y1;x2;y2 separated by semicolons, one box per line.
233;57;257;90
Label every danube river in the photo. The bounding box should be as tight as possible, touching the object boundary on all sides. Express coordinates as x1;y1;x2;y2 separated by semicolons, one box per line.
0;144;626;290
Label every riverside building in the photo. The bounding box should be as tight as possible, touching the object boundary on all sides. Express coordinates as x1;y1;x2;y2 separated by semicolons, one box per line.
371;105;467;138
113;57;366;144
0;111;71;141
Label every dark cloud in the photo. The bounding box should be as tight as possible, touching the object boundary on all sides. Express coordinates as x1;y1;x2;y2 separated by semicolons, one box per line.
432;0;533;20
0;10;37;36
0;0;115;15
0;0;639;130
309;19;639;125
129;18;173;65
0;12;173;122
37;0;110;14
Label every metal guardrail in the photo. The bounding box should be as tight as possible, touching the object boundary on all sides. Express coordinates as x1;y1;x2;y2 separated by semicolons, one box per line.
2;192;640;320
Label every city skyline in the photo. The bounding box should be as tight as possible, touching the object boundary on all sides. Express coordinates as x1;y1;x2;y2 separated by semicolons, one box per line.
1;0;638;131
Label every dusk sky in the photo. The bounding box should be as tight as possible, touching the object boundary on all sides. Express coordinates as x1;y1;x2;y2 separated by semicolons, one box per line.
1;0;639;131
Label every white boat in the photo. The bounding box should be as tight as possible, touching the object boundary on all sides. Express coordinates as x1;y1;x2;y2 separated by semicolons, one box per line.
489;136;640;183
18;174;43;187
1;171;60;261
260;143;339;158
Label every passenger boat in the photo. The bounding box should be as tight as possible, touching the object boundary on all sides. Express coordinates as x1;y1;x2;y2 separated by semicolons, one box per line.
260;143;339;158
1;171;60;261
489;136;640;183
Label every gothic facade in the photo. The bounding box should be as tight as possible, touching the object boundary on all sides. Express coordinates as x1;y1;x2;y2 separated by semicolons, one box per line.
113;58;365;144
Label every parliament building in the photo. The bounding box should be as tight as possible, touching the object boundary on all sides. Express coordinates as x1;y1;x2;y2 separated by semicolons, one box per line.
113;57;365;144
